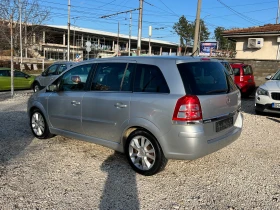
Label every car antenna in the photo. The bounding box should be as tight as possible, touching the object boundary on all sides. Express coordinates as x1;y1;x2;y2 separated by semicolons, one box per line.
190;47;198;57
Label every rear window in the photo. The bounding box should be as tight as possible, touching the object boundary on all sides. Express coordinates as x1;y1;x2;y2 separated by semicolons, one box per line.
177;62;236;95
243;65;253;75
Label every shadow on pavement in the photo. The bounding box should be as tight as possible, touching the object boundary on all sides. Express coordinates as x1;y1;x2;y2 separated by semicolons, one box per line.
99;152;140;210
266;117;280;123
0;111;33;164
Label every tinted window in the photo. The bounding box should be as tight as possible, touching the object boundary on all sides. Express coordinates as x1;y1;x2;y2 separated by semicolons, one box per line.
60;64;92;91
57;64;68;74
121;63;135;91
233;68;240;76
221;62;233;75
46;64;59;76
243;65;253;75
0;70;9;76
91;63;127;91
177;62;234;95
272;70;280;80
14;71;27;77
133;64;169;93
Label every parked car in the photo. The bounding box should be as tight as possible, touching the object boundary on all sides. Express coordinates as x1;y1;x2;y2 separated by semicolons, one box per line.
255;69;280;114
0;68;35;91
230;63;256;97
27;56;243;176
33;61;75;92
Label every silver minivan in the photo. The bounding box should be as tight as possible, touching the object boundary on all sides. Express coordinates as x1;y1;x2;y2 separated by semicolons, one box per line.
28;56;243;176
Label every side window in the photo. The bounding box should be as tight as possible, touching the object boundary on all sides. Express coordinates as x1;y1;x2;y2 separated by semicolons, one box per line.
233;68;240;76
60;64;92;91
0;70;9;76
243;66;253;75
121;63;135;91
57;64;68;74
133;64;169;93
46;64;59;76
14;71;26;77
91;63;127;91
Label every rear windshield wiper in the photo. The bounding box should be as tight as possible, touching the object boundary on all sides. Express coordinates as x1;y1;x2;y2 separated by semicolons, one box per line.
206;89;228;94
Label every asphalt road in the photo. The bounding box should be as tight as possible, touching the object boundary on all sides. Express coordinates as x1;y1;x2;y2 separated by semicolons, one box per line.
0;92;279;209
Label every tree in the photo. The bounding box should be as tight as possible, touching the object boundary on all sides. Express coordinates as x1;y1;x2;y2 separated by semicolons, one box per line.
173;15;210;54
0;0;49;56
214;26;235;51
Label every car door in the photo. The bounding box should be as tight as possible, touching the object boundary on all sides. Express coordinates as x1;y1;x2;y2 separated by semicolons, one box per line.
47;64;93;133
0;70;11;90
13;71;33;89
82;62;135;142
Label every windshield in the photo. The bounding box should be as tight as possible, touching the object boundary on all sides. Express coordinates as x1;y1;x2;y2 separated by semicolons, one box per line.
177;62;237;95
271;70;280;80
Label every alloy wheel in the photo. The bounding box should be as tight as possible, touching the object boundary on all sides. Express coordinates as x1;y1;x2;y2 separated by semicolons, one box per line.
31;112;45;136
128;135;156;171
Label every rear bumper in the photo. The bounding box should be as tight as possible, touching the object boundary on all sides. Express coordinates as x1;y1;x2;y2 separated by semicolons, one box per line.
240;83;256;95
160;112;243;160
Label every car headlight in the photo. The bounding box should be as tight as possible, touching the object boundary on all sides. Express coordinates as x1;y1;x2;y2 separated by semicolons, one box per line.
256;87;268;96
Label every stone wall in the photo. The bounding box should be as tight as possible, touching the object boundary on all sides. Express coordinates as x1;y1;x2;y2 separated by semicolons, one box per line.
226;58;280;86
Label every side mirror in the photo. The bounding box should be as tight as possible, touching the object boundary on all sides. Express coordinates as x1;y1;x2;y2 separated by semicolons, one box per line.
71;75;81;83
42;72;47;76
25;74;30;79
265;75;272;80
46;84;58;92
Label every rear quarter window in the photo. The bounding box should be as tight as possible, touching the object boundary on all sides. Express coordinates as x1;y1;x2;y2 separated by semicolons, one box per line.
177;62;236;95
243;65;253;75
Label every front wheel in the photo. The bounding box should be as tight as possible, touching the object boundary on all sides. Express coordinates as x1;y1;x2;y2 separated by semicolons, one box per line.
125;130;168;176
30;109;54;139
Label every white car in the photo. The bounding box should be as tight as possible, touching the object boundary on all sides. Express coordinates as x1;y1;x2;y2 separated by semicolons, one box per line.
255;69;280;114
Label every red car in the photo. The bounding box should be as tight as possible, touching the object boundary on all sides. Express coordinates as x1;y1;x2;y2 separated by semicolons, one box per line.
230;63;256;97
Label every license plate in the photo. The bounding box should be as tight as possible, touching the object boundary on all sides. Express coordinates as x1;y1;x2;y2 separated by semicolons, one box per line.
216;117;234;132
272;103;280;108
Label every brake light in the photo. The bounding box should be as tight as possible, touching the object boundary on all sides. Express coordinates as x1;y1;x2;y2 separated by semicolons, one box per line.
172;95;202;121
200;58;210;61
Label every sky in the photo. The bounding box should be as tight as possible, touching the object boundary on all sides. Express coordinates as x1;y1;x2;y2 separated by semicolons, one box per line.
42;0;279;44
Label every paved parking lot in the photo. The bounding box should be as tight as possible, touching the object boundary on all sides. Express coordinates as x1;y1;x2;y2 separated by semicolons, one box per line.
0;91;279;209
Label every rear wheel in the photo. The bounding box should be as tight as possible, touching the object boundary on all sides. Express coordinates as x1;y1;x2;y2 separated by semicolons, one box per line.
30;109;54;139
125;130;168;176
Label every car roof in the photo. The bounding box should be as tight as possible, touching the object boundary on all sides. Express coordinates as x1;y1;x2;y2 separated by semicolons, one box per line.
230;63;250;67
75;56;220;65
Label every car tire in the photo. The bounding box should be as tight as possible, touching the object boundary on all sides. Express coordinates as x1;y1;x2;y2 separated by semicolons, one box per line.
33;82;41;93
255;109;263;115
30;109;54;139
125;130;168;176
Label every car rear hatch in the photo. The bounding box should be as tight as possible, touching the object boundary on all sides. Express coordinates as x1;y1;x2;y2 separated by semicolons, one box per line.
176;60;240;135
242;65;255;84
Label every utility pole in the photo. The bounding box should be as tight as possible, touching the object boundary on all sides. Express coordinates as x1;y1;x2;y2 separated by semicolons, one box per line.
117;21;119;57
19;0;23;70
129;11;132;56
101;8;139;56
67;0;71;61
192;0;202;55
277;0;280;24
10;15;14;98
137;0;143;56
149;26;152;55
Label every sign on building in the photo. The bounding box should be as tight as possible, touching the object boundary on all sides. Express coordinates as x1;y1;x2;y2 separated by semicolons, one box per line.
199;42;218;56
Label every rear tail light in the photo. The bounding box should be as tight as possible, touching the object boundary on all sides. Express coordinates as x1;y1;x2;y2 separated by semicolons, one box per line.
172;95;203;122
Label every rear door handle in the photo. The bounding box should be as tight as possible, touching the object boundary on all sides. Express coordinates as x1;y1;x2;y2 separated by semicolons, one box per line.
71;101;81;106
114;103;127;108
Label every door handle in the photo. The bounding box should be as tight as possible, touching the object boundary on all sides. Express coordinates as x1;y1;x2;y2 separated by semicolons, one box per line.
71;101;81;106
114;103;127;108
